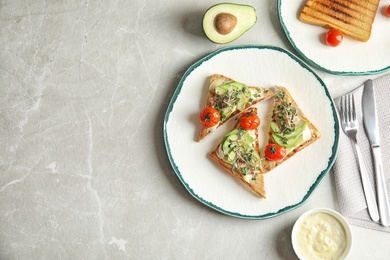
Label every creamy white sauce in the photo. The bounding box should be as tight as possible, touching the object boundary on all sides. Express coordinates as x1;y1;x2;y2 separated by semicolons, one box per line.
217;144;225;160
206;123;219;134
243;173;253;183
246;129;257;140
296;212;347;260
301;125;312;143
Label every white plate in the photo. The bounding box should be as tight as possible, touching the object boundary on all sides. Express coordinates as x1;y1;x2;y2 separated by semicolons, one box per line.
278;0;390;75
163;46;339;219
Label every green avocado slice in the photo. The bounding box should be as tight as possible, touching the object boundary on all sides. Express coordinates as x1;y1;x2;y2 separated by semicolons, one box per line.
271;121;307;138
272;133;303;149
214;82;244;95
221;130;256;162
271;120;308;148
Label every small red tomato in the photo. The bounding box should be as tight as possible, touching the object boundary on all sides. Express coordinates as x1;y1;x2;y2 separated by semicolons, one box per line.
239;110;260;130
387;5;390;17
199;107;220;128
325;28;343;47
264;143;286;161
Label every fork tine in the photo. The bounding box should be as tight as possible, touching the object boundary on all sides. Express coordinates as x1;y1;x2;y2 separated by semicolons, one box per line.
347;94;352;122
346;94;351;122
340;95;346;123
345;93;356;123
340;96;345;122
351;94;356;121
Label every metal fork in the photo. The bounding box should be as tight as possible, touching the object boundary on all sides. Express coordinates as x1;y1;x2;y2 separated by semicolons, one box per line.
340;93;379;222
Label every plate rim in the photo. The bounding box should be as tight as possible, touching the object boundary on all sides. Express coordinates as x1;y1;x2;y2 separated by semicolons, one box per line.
163;45;340;219
277;0;390;76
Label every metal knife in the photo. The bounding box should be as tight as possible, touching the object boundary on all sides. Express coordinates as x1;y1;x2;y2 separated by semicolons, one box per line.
362;79;390;227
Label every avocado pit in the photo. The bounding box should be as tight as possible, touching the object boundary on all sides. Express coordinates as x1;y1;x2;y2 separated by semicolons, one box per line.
214;13;237;35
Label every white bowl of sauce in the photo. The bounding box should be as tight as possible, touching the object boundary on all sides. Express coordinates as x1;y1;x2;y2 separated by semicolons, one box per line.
291;208;352;260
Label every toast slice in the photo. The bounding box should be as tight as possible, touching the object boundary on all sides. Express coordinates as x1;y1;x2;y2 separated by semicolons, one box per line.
299;0;380;42
262;86;321;172
198;74;273;141
209;107;266;198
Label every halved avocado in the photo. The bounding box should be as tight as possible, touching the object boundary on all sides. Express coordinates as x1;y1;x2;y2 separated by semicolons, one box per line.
202;3;257;44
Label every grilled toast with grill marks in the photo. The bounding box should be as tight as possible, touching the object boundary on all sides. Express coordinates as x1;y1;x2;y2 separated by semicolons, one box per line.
262;86;321;173
209;107;266;198
299;0;380;42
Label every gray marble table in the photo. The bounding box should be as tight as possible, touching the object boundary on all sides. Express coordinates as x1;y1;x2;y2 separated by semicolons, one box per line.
1;0;389;259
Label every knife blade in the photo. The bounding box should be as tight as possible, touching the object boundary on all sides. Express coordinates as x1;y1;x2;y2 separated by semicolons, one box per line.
362;79;390;227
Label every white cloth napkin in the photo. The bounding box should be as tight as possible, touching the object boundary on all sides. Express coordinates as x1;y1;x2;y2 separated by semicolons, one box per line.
333;73;390;232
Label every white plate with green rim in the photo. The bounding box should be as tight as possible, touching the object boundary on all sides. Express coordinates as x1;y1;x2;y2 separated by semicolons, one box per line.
278;0;390;75
163;45;339;219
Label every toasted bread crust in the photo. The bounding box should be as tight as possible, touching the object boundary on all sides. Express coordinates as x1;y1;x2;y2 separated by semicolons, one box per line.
198;74;273;142
299;0;380;42
209;107;266;198
263;86;321;173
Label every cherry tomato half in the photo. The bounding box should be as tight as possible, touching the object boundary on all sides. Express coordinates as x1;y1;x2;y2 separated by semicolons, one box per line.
199;107;220;128
239;110;260;130
325;28;343;47
264;143;286;161
387;5;390;17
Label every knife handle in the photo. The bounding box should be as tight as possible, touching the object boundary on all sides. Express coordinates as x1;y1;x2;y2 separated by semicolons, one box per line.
353;142;380;222
372;147;390;227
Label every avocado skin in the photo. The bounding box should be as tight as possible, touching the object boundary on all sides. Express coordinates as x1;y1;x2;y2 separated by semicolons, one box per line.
202;3;257;44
